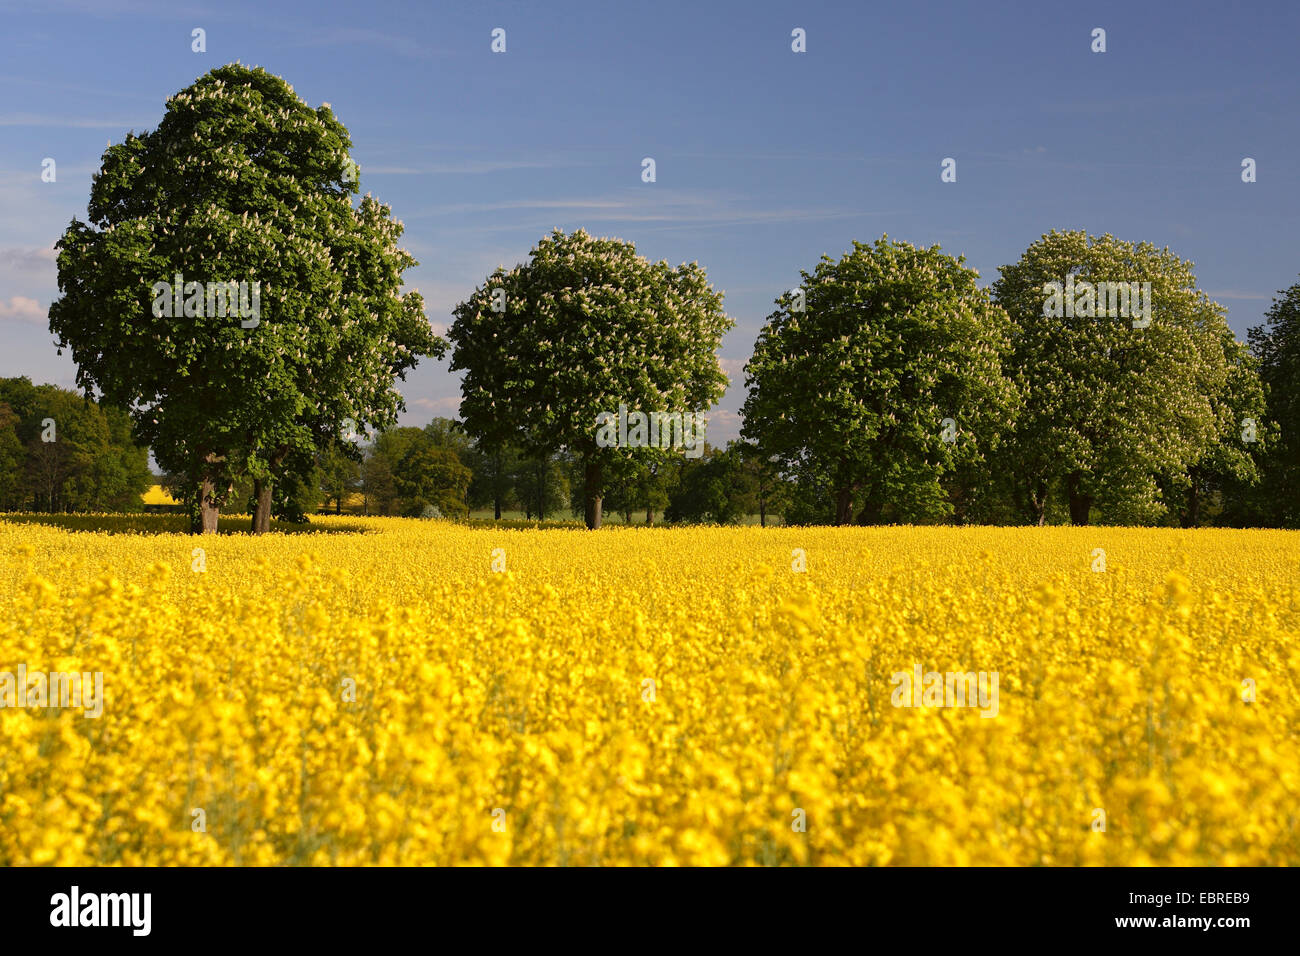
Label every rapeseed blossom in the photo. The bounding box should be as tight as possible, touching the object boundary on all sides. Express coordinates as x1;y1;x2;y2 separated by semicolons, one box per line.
1;517;1295;865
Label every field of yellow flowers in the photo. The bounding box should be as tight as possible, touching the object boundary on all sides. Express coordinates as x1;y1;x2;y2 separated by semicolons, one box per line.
1;515;1297;866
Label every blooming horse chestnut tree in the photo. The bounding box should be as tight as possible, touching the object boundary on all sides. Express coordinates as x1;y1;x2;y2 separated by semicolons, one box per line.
992;231;1250;525
742;237;1020;525
48;64;442;533
449;229;732;528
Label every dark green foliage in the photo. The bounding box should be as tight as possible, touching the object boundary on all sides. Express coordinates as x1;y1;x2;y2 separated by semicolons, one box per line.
362;424;471;518
664;443;753;525
48;64;441;532
1248;276;1300;527
0;377;150;513
449;228;732;528
743;237;1019;525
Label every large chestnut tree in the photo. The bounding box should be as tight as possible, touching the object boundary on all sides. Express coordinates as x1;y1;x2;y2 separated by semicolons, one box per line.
49;64;441;533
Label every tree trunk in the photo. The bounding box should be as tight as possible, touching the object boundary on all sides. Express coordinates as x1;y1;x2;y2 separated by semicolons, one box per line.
1068;494;1092;525
856;499;884;525
537;463;545;521
252;479;272;534
583;460;603;530
834;487;854;525
1026;476;1048;526
646;506;653;526
199;477;220;534
494;451;503;520
759;491;767;528
1066;472;1092;526
1184;481;1201;528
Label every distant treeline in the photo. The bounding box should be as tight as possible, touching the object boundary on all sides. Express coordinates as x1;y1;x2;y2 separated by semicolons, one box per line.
0;377;151;514
291;234;1300;529
17;216;1300;529
276;421;774;526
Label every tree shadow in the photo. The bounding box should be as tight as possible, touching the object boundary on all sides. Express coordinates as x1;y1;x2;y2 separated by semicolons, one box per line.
0;513;374;536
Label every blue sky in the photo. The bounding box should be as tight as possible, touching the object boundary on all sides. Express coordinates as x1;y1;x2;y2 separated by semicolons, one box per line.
2;0;1297;444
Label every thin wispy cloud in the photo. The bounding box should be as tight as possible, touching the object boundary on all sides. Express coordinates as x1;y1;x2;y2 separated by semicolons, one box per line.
414;198;631;217
411;190;901;233
365;159;588;176
1205;290;1275;301
638;208;897;232
705;407;742;431
0;246;58;271
0;0;213;16
0;74;158;103
717;357;748;382
1049;87;1252;116
410;395;460;414
463;206;896;234
0;113;154;128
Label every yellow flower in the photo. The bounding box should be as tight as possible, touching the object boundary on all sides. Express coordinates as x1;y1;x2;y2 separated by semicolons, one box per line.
0;518;1294;865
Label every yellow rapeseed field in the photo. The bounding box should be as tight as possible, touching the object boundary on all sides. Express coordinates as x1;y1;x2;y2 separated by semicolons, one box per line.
140;485;180;507
1;515;1297;866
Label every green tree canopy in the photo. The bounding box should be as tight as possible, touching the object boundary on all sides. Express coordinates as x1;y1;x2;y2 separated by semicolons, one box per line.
1249;274;1300;527
465;439;522;520
0;377;150;513
318;438;362;514
393;442;471;519
361;425;471;518
513;452;570;522
449;228;732;528
664;442;752;525
1162;326;1267;527
742;236;1019;524
48;64;441;533
992;231;1249;525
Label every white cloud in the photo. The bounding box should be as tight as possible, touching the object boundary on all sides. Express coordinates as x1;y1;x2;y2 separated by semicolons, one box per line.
410;395;459;413
704;407;742;443
415;188;896;234
416;198;630;216
717;357;748;382
0;295;46;323
0;245;58;277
